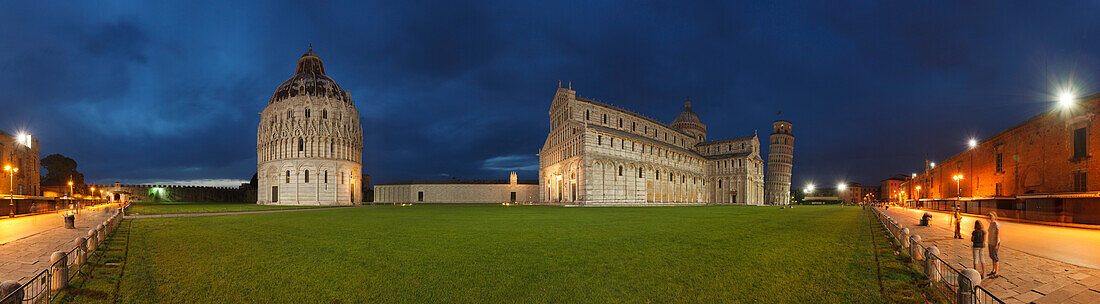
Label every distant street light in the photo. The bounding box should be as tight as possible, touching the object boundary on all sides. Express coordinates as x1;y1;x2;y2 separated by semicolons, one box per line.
5;165;17;217
968;138;978;149
953;174;964;201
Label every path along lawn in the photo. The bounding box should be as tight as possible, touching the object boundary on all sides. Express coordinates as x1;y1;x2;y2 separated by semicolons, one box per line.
61;205;938;303
125;201;320;215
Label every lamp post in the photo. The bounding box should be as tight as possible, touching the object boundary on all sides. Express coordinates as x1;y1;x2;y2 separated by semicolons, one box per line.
4;165;17;217
952;174;964;210
68;181;74;211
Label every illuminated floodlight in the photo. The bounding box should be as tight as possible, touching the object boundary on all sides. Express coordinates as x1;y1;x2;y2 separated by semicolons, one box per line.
968;138;978;148
1058;91;1076;108
837;183;847;191
930;162;936;168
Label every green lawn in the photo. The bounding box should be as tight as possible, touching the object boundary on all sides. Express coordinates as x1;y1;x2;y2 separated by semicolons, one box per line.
61;205;939;303
125;202;321;215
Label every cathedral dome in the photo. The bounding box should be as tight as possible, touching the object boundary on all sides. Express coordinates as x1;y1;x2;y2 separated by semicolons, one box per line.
672;101;702;125
268;46;352;104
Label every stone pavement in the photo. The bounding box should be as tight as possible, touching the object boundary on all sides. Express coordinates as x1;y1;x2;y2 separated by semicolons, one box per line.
881;207;1100;304
0;205;118;284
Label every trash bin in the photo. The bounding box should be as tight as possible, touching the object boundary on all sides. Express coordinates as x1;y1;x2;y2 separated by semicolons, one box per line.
920;212;932;226
64;214;76;229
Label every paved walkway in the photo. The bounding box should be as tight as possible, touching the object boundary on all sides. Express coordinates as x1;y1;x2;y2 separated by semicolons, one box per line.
882;207;1100;304
0;205;119;284
124;205;359;219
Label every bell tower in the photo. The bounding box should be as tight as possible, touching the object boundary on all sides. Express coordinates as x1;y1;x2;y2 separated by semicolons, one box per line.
765;120;794;205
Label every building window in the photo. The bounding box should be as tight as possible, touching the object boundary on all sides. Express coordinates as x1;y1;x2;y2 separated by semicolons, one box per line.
598;135;602;145
995;153;1003;173
286;171;290;183
298;138;304;151
305;109;311;118
719;180;722;188
304;170;310;183
322;109;328;119
656;170;660;179
586;110;590;120
510;192;517;202
619;118;622;128
618;166;623;176
638;168;644;178
1074;127;1087;159
324;171;328;183
418;191;424;202
603;114;607;124
1074;172;1087;192
632;122;636;131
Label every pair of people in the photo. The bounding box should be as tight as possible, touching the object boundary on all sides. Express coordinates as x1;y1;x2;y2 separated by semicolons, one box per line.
971;212;1001;278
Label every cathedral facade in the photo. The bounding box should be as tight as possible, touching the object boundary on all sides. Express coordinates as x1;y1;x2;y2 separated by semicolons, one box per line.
538;86;793;205
256;47;363;205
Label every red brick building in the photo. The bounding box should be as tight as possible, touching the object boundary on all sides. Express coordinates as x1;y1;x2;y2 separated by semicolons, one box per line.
880;174;909;203
900;93;1100;224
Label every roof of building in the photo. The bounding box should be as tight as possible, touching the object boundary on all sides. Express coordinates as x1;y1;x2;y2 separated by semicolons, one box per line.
376;179;538;186
268;45;353;105
588;125;704;158
574;96;695;138
696;135;756;146
704;152;752;160
672;101;703;125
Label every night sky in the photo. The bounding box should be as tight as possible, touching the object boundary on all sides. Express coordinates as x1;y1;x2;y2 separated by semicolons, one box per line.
2;1;1098;188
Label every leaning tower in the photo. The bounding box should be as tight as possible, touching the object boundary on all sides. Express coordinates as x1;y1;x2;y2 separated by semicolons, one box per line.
765;120;794;205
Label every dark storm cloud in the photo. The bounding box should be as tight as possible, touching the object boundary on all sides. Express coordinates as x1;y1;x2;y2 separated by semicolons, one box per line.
1;1;1098;187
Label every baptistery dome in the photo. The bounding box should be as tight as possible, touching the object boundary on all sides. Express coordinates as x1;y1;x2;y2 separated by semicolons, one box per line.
268;47;353;105
256;46;363;206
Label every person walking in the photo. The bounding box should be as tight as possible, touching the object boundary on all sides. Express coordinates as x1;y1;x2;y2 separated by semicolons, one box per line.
987;212;1001;278
953;206;963;239
971;220;987;277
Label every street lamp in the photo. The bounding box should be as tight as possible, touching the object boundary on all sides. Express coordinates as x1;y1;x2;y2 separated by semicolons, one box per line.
1058;91;1076;108
968;138;978;149
952;174;964;203
4;165;17;217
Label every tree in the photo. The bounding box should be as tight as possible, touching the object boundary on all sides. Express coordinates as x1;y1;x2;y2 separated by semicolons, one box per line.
40;154;85;187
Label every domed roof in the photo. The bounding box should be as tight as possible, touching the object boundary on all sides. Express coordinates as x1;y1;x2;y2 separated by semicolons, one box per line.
268;45;352;104
672;101;702;125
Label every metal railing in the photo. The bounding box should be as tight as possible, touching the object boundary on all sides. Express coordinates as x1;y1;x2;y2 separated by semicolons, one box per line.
976;286;1005;304
926;251;962;303
0;203;127;304
869;207;1005;304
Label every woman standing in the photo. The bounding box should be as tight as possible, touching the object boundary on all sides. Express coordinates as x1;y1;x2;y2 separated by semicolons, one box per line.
971;220;987;277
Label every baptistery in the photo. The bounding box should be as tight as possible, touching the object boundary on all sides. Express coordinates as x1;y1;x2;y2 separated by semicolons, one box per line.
257;46;362;205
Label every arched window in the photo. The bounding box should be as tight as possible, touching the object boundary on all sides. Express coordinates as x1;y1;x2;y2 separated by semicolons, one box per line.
323;109;328;119
603;114;607;124
298;138;304;151
719;180;722;188
585;110;590;120
304;170;310;183
286;171;290;183
638;168;643;178
618;166;623;176
324;171;329;183
306;109;311;118
656;170;660;179
287;110;292;119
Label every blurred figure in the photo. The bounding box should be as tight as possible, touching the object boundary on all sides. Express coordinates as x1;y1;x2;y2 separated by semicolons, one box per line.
971;220;987;277
987;212;1001;277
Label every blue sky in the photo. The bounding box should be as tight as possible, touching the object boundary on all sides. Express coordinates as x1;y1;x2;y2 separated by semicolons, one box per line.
2;1;1099;187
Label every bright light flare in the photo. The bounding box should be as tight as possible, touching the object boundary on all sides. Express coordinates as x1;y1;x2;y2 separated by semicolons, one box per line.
837;183;847;191
1058;91;1076;108
968;138;978;148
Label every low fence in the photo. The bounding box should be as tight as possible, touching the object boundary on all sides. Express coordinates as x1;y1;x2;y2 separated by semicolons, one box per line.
0;197;109;218
870;207;1005;304
0;204;128;304
907;198;1100;225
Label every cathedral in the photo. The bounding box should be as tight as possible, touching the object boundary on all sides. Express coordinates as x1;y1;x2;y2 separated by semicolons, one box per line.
256;46;363;205
538;86;793;205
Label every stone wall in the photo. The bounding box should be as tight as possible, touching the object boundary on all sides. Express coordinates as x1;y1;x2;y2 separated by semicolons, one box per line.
375;182;539;204
90;183;249;203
